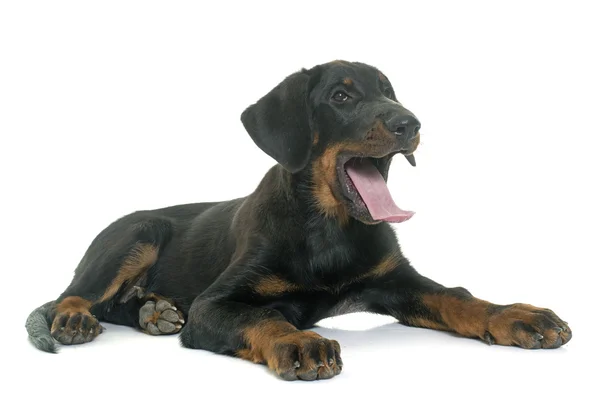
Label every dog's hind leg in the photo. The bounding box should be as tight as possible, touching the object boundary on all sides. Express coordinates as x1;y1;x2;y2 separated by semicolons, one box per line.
49;216;173;346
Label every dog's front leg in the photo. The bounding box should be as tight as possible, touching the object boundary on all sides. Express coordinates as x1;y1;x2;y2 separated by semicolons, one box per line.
362;261;572;349
179;296;342;380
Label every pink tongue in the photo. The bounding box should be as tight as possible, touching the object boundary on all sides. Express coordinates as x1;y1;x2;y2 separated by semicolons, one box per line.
345;159;415;223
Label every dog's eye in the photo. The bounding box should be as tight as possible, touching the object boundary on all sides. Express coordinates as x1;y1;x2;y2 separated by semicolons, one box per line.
332;91;350;103
383;88;393;98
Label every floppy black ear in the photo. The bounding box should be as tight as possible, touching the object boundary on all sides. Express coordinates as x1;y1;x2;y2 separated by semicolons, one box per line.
241;70;313;173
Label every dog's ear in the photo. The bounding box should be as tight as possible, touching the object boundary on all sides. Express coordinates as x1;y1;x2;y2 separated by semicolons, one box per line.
241;70;313;173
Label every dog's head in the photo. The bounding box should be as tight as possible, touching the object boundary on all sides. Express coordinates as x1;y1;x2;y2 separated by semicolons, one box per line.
241;60;420;225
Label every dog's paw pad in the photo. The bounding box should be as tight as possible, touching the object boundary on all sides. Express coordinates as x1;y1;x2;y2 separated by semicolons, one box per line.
155;300;174;313
139;299;185;335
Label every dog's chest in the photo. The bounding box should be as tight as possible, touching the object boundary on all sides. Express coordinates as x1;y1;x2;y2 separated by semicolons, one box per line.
302;233;384;288
304;225;359;271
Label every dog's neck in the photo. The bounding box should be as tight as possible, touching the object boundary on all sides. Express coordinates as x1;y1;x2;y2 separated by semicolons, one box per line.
268;164;378;239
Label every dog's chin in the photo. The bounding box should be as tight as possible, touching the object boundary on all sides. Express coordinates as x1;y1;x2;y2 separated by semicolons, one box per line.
335;154;394;225
345;197;381;225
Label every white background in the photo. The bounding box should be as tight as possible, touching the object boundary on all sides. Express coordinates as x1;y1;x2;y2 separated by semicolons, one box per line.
1;1;598;412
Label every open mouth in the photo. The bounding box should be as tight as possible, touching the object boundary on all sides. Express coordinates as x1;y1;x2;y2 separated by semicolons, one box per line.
337;154;415;223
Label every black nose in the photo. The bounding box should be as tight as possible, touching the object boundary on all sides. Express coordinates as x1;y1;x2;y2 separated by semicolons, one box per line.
386;114;421;140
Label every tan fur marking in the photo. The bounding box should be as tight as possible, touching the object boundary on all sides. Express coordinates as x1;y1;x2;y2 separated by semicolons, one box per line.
367;252;403;278
366;119;396;144
56;296;92;315
311;143;349;221
343;77;353;85
254;275;300;296
238;320;300;365
98;243;158;303
313;132;320;146
311;140;370;221
422;294;490;338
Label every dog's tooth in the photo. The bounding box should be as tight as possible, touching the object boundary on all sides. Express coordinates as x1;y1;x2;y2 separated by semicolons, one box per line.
405;154;416;167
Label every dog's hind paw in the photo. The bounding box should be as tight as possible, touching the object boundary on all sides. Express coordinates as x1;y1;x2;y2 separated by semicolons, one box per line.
51;312;103;345
139;299;185;335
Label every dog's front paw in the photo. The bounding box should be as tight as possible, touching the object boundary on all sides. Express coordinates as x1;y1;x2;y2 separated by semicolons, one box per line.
268;332;343;381
485;304;572;349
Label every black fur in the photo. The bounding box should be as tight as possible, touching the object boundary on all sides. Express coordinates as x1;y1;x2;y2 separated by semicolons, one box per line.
241;70;314;173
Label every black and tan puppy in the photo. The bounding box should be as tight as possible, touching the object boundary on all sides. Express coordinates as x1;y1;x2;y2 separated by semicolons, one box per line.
26;60;571;380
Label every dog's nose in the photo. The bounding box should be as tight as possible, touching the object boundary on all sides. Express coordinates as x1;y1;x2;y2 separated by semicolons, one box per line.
386;114;421;141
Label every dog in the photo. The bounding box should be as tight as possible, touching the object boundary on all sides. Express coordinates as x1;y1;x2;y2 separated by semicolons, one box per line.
26;60;572;381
